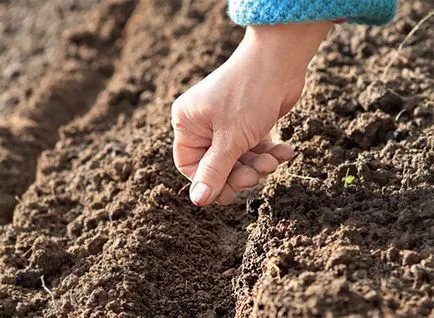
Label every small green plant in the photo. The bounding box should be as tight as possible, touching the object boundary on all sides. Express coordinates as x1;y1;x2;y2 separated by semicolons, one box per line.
344;175;356;187
343;168;356;187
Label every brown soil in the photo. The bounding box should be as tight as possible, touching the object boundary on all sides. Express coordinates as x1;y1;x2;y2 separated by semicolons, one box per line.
0;0;433;317
0;0;135;223
0;0;101;117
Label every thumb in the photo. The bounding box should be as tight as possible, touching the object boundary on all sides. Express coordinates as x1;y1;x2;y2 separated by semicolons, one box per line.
190;136;240;206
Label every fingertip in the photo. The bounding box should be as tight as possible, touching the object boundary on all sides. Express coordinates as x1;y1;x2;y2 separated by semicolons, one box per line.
228;164;259;191
252;153;279;175
190;181;212;206
191;142;240;205
214;184;236;206
270;144;294;163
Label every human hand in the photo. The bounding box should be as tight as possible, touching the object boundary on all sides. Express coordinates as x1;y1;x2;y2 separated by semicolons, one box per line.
172;21;333;206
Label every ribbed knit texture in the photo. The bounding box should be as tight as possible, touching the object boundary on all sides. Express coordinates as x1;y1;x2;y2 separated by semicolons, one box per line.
228;0;397;26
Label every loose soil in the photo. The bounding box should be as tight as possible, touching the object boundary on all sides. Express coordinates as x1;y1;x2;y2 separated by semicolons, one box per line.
0;0;102;117
0;0;433;317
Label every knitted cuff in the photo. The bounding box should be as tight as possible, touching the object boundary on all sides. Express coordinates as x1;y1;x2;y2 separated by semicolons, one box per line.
228;0;397;26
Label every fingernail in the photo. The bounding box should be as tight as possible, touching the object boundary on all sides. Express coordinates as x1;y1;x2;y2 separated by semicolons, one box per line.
190;182;212;206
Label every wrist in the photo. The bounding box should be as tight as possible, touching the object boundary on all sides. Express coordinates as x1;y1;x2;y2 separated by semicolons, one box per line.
243;21;333;76
245;21;333;42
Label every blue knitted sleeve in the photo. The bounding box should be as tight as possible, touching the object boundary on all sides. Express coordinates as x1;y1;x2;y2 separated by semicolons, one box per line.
228;0;398;26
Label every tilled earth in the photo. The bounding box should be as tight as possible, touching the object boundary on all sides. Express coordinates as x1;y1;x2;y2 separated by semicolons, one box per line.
0;0;433;317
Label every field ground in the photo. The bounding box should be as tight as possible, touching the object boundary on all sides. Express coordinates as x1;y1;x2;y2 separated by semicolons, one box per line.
0;0;433;317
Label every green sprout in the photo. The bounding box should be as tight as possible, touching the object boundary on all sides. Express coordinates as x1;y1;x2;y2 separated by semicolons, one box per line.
343;168;356;187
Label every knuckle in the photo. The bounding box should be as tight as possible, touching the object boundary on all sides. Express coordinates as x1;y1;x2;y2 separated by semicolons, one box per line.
224;137;250;159
171;115;184;131
171;99;186;130
172;91;191;116
171;97;183;112
201;161;224;178
171;97;184;118
216;119;260;155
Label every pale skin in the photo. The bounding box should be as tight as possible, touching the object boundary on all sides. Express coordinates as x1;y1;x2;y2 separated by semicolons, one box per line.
172;21;334;206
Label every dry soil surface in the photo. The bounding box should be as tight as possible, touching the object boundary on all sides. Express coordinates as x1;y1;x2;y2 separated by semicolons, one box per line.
0;0;433;317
